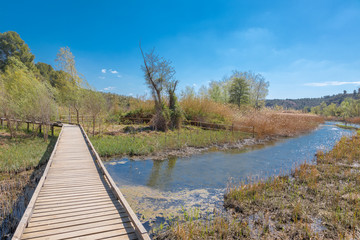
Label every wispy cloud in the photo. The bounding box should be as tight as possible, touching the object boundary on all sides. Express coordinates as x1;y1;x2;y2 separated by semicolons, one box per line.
98;76;105;79
110;69;118;74
103;86;115;91
101;69;106;73
305;81;360;87
117;74;122;78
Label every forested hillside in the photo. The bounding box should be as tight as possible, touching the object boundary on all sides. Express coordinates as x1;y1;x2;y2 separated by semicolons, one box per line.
266;90;360;110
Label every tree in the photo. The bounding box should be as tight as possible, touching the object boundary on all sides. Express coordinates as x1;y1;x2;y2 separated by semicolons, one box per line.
140;44;176;131
167;80;182;129
55;47;84;124
84;90;106;136
180;86;196;100
0;31;35;71
0;57;54;139
229;77;249;107
251;74;269;109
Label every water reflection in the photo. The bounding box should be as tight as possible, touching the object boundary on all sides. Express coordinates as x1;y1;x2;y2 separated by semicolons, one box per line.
105;122;356;227
147;157;177;189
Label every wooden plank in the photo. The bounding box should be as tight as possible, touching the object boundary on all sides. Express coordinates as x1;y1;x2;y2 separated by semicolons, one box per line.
30;205;123;222
24;214;130;233
79;125;151;240
12;126;64;240
22;224;135;240
28;211;129;228
14;124;148;240
22;218;134;239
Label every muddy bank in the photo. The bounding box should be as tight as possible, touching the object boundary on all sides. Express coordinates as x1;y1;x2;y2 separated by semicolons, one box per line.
106;137;275;161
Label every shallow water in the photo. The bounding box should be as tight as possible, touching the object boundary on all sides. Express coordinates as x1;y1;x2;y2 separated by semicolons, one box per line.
105;122;356;228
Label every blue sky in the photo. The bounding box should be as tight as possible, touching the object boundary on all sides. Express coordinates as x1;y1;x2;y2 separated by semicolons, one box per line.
1;0;360;99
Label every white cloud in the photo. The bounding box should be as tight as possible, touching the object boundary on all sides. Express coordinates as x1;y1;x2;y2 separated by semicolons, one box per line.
110;69;118;74
103;86;115;91
305;81;360;87
101;69;106;73
117;74;122;78
128;93;133;96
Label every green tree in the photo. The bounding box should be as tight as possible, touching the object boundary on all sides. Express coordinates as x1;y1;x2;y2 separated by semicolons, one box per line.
0;31;35;71
0;57;54;139
167;80;182;129
229;77;249;107
251;74;269;109
84;90;106;136
55;47;84;124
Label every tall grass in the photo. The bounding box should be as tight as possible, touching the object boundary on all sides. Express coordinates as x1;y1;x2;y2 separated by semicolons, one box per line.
235;109;324;138
90;127;250;157
180;97;234;124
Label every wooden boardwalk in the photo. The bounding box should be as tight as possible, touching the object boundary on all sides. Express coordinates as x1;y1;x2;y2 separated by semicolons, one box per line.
13;125;150;240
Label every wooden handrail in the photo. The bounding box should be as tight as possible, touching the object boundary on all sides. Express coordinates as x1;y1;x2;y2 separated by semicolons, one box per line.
79;124;151;240
12;126;64;240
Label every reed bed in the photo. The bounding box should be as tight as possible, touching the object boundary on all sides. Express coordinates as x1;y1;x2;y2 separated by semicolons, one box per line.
235;109;324;138
155;131;360;239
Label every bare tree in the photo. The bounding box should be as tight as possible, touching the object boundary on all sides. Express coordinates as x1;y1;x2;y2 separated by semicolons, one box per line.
140;43;176;131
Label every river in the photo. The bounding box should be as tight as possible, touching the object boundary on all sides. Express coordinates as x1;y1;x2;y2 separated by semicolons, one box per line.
104;122;355;229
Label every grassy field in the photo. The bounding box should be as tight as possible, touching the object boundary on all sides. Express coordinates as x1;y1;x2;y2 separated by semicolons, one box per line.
90;126;251;158
154;131;360;239
0;124;58;173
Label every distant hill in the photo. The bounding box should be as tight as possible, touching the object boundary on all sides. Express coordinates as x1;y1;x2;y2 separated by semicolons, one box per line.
266;90;360;110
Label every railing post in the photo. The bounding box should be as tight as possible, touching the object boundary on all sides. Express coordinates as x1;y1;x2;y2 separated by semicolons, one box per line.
51;125;54;136
27;122;30;132
252;126;255;138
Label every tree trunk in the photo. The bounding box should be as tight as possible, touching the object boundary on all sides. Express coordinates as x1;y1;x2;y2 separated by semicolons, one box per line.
76;108;80;124
93;117;95;136
7;119;14;138
44;124;48;142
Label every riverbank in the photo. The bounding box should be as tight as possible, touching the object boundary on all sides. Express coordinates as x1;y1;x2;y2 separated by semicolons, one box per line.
0;126;58;239
154;130;360;239
91;113;323;161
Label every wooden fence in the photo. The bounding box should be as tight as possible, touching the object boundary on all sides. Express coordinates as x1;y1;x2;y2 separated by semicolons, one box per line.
0;118;62;136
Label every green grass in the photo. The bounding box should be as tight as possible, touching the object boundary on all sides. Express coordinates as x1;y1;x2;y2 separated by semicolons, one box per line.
335;124;359;130
90;127;250;157
0;124;59;173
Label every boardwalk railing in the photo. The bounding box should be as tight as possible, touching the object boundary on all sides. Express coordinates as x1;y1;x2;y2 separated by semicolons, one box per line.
13;124;150;240
79;124;151;240
12;126;64;240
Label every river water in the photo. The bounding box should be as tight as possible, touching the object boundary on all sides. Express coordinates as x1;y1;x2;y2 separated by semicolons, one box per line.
104;122;355;229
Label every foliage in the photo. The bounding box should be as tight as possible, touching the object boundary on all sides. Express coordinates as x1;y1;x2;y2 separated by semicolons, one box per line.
267;88;360;110
310;98;360;119
0;57;55;138
83;90;106;136
0;31;35;71
229;77;250;107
